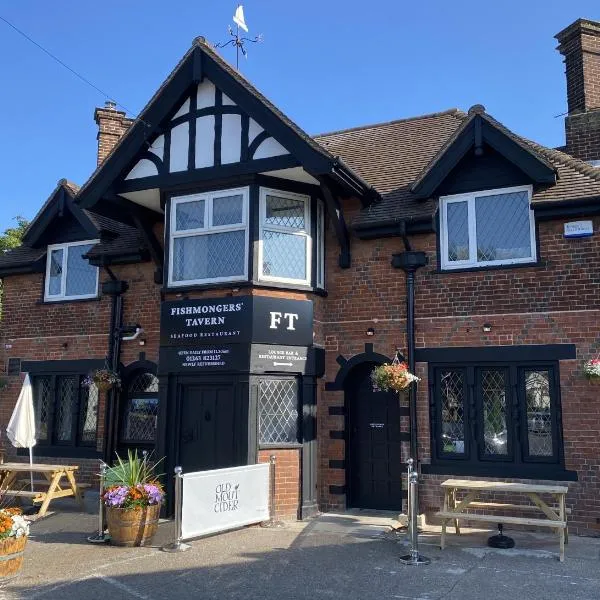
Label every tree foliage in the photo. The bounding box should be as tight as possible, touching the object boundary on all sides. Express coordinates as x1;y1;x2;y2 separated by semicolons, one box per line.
0;217;28;253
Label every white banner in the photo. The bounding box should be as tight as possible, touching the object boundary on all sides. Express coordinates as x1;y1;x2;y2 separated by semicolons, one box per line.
181;463;270;540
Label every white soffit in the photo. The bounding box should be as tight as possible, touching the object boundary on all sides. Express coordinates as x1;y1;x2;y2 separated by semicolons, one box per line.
262;167;319;185
120;189;162;213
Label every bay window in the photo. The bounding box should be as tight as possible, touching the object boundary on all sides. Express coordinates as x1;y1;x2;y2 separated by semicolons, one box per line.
168;188;249;286
439;185;536;270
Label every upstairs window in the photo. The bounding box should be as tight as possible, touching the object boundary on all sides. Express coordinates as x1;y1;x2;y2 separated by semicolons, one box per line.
168;188;249;286
439;185;536;270
45;241;99;301
259;188;311;285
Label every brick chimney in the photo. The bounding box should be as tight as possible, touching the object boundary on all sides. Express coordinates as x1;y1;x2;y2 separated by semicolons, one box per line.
556;19;600;163
94;100;134;166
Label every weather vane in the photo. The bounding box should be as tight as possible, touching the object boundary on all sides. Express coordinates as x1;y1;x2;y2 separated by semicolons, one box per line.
214;5;263;70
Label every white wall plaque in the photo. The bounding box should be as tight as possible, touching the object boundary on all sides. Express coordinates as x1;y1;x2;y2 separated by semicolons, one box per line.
564;220;594;238
181;463;270;540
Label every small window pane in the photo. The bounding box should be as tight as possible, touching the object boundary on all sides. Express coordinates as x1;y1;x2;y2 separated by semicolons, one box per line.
262;230;307;280
265;195;305;229
172;231;245;281
212;194;243;226
316;201;325;287
440;370;465;454
475;191;531;262
56;376;77;442
48;248;63;295
129;372;159;394
122;397;158;442
65;244;96;297
525;370;553;457
482;370;508;456
80;384;98;443
176;199;205;230
33;376;51;441
259;379;299;444
446;201;469;261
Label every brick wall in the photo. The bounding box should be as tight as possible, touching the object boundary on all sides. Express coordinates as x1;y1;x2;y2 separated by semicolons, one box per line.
258;449;301;521
319;203;600;535
94;103;134;166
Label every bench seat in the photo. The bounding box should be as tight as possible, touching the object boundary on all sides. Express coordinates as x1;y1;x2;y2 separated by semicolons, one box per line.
436;511;566;528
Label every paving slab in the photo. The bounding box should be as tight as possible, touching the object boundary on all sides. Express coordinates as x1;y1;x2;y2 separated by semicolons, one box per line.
0;506;598;600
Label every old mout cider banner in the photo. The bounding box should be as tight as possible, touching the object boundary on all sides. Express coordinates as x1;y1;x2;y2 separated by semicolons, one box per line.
180;463;270;539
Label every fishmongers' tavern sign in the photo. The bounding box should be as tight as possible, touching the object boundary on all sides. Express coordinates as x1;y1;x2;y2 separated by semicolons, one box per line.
160;296;313;347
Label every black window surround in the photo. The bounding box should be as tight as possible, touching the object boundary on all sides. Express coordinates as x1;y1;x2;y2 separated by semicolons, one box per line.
19;359;104;459
163;178;326;293
417;344;577;481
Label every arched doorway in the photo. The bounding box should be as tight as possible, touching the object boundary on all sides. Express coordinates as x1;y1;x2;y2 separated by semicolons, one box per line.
117;367;159;457
345;362;404;510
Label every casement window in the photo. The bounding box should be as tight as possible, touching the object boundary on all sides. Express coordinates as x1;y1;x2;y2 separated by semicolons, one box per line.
168;187;249;286
44;241;99;301
120;372;159;445
32;374;98;451
259;188;311;286
439;185;536;270
258;378;300;446
429;362;565;476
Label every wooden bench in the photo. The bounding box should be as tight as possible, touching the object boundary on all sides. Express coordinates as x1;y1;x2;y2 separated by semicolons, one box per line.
436;479;569;562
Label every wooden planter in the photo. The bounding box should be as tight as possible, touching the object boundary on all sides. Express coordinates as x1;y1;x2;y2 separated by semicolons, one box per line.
106;504;160;547
0;536;27;579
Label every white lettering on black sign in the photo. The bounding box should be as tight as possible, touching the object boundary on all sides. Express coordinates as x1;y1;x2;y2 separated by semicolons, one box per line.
214;482;240;513
269;311;299;331
177;348;230;368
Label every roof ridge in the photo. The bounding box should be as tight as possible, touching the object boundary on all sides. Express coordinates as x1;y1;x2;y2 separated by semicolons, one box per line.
313;108;463;139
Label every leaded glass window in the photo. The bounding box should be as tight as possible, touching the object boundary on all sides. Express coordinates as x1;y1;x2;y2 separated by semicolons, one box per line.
439;370;466;455
524;370;553;457
259;189;311;285
258;379;299;445
481;369;508;456
316;200;325;288
121;372;159;443
169;188;248;286
31;374;98;449
45;241;99;301
440;186;536;270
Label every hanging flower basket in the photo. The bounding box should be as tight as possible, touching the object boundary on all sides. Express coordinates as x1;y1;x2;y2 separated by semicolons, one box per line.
371;361;419;393
84;369;121;392
583;359;600;384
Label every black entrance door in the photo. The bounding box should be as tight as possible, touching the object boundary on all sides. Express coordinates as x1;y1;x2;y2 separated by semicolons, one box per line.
347;363;404;510
179;383;242;473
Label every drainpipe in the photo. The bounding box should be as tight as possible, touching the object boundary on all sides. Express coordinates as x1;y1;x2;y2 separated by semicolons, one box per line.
101;273;129;463
391;226;428;463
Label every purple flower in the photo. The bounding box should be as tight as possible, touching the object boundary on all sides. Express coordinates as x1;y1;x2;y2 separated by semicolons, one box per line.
143;483;164;505
103;485;129;508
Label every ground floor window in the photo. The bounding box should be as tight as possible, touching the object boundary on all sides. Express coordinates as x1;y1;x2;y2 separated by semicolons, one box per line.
430;362;564;474
258;378;299;446
32;374;98;449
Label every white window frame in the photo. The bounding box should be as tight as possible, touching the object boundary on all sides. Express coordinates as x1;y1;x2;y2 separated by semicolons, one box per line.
44;240;99;301
258;187;312;286
168;187;249;287
439;185;536;270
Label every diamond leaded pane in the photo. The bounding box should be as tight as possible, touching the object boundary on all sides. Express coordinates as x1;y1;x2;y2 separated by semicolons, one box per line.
65;244;97;297
482;370;508;455
262;230;307;280
265;195;305;229
259;379;299;444
56;376;77;442
129;372;159;394
476;191;532;262
172;230;246;281
176;199;205;230
525;370;553;457
123;397;158;442
446;201;469;261
48;248;63;295
80;384;98;443
212;194;244;226
34;376;51;441
440;370;465;454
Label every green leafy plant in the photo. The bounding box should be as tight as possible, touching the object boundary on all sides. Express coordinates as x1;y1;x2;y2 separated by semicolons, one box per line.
104;450;164;488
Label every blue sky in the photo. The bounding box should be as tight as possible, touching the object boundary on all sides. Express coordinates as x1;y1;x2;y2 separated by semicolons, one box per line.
0;1;597;231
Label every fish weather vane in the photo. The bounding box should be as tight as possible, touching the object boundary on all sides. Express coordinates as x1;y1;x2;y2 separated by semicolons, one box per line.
215;4;263;70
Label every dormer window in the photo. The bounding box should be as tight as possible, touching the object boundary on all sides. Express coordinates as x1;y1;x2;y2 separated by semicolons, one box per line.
44;241;99;301
439;185;536;270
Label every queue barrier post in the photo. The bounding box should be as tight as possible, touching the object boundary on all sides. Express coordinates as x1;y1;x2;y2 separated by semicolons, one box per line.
260;455;284;528
162;466;191;552
87;461;109;544
399;459;430;566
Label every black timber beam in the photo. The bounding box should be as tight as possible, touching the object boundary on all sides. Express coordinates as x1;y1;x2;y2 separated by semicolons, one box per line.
318;177;351;268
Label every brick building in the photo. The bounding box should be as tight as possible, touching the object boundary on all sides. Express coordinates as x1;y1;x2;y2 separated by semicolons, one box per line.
1;18;599;532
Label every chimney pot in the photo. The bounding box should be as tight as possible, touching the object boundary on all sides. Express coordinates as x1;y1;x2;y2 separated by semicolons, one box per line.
105;100;117;110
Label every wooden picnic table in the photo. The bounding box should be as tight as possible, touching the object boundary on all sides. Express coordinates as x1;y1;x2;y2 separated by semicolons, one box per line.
0;462;88;517
436;478;569;561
